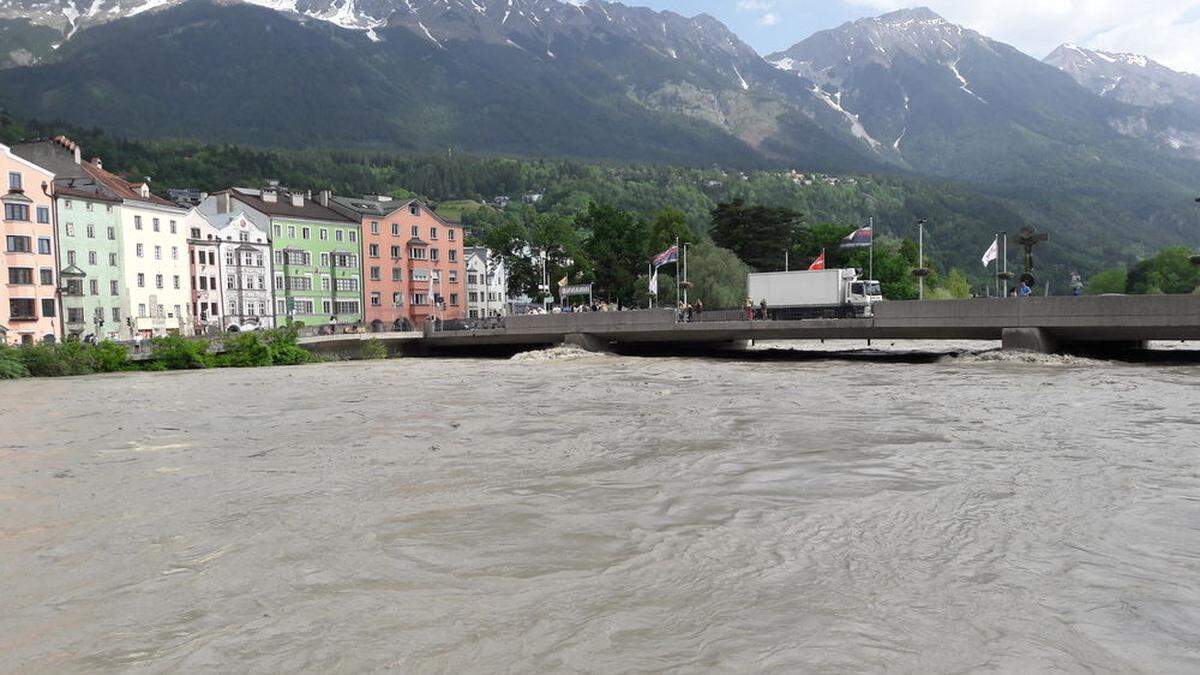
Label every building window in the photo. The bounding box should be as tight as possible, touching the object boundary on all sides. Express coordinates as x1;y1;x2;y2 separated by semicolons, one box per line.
370;292;381;306
169;220;177;234
112;307;121;322
449;250;457;263
449;293;459;306
349;230;357;243
334;277;359;292
86;202;93;212
8;171;21;190
88;251;97;265
370;266;381;281
411;225;419;237
107;226;116;240
136;243;144;257
411;269;430;282
173;275;180;289
154;245;161;260
391;223;399;236
370;221;379;235
8;298;36;320
390;245;401;259
392;292;402;307
320;252;329;267
334;300;358;315
66;250;76;265
135;215;143;230
449;270;458;283
137;273;145;288
335;229;344;242
411;293;426;306
173;304;181;318
109;252;118;266
155;274;163;289
302;227;310;239
410;204;419;216
156;304;164;318
40;268;54;285
86;224;95;238
6;235;31;252
287;226;295;238
274;224;282;237
89;279;99;295
369;244;379;258
409;247;426;260
392;267;402;282
37;237;51;254
171;246;178;260
4;204;30;221
36;206;50;224
319;228;328;241
41;299;56;318
430;249;439;262
448;229;456;241
110;280;119;295
138;303;147;317
7;267;33;285
430;227;438;240
63;199;72;210
64;222;75;236
153;218;160;232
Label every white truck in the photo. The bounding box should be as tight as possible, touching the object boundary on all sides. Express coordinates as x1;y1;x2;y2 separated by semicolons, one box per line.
747;269;883;319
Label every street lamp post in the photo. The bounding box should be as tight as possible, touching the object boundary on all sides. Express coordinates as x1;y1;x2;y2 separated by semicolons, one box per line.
912;218;930;300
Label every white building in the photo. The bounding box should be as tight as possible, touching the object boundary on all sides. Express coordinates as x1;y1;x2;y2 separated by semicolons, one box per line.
185;208;223;334
79;159;192;337
464;246;508;318
211;210;274;331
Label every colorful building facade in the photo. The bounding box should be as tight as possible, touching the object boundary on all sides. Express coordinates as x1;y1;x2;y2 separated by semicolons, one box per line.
330;195;464;329
464;246;508;319
1;143;59;345
204;187;361;327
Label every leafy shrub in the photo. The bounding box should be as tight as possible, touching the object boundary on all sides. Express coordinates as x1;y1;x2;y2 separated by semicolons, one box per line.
361;338;387;360
263;327;311;366
91;340;131;372
0;346;28;379
149;335;210;370
216;332;272;368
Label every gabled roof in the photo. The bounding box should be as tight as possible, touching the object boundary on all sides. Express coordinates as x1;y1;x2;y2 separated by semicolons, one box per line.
53;177;123;204
223;187;355;224
80;160;177;208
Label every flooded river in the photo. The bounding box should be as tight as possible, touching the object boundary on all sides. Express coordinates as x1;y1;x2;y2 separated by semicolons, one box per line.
2;343;1199;672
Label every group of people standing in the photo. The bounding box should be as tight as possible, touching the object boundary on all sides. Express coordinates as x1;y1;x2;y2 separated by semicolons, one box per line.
676;300;704;323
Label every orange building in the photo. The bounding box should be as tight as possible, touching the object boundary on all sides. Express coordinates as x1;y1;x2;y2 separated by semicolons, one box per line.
330;196;465;330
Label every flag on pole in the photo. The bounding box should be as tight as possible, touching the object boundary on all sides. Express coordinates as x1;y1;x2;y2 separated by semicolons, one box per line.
649;268;658;295
808;250;826;271
839;226;873;249
652;244;679;268
981;237;999;267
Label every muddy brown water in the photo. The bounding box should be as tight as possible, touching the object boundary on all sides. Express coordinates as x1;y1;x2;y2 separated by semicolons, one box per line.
2;343;1199;672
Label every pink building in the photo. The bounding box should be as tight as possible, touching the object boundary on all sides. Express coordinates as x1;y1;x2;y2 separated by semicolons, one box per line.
1;143;58;345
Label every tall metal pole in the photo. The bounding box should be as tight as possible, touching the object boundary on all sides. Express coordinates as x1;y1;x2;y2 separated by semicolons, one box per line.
1001;231;1008;297
682;243;689;306
868;216;874;280
918;221;924;301
674;237;680;305
784;250;788;272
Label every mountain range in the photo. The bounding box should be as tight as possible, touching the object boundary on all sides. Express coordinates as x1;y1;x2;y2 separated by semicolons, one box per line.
0;0;1197;266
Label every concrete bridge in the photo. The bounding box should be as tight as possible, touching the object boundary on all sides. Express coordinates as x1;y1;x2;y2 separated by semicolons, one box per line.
296;295;1200;357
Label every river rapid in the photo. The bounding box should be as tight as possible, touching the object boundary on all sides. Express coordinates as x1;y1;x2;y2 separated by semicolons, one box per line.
1;342;1199;672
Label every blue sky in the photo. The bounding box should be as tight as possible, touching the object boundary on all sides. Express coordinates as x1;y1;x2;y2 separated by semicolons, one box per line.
633;1;1200;73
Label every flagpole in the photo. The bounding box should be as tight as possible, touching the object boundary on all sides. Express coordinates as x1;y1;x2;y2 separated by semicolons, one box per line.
674;237;680;305
1001;231;1008;297
868;216;874;280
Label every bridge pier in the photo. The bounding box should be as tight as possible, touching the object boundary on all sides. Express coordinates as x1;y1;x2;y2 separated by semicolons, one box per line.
1001;327;1059;354
562;333;612;353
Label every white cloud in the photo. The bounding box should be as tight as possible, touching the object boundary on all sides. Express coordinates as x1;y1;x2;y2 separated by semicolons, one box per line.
842;0;1200;74
758;11;779;26
736;0;774;11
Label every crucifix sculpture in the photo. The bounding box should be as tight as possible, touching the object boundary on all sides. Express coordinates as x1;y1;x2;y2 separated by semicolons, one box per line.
1017;226;1048;287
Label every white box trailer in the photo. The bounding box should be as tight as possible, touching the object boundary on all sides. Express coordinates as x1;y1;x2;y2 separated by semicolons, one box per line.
747;269;882;318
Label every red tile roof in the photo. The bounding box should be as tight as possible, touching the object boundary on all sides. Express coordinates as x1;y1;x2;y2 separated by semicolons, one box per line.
80;161;177;208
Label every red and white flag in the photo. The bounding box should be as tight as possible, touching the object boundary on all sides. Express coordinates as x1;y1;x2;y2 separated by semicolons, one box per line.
808;251;826;271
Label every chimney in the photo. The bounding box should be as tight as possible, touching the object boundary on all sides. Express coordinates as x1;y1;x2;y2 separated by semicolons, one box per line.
73;145;81;165
220;192;230;213
318;189;331;207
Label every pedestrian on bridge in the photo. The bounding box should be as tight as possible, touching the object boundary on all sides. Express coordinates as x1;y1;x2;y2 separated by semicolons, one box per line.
1018;281;1032;297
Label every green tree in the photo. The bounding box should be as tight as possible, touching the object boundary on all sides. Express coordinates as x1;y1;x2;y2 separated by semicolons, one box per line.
580;203;649;304
647;208;692;256
1087;267;1128;295
709;199;803;272
1125;247;1199;294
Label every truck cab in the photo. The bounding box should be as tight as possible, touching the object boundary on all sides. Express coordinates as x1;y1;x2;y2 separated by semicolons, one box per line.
848;279;884;316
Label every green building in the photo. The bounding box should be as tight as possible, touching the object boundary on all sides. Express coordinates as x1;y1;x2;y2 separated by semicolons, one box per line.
12;139;131;339
203;186;362;326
